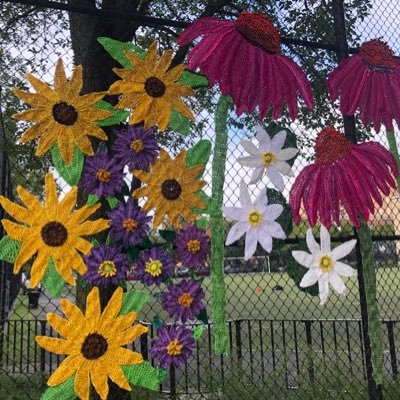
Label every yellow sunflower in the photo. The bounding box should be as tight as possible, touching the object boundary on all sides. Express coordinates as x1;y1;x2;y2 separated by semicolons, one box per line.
36;287;147;400
108;41;194;131
12;58;111;165
132;149;206;228
0;173;109;288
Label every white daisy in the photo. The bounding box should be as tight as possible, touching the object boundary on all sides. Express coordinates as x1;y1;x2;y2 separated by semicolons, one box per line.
292;226;357;305
223;181;286;260
237;125;298;192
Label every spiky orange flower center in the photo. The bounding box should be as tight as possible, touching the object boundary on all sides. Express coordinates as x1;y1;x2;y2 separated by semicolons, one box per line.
187;239;201;254
52;101;78;126
360;39;396;71
123;218;138;231
315;127;352;165
234;12;280;54
130;139;144;153
96;168;111;183
166;339;183;356
178;292;194;308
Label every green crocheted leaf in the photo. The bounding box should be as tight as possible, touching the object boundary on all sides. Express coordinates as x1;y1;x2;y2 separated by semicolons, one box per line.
0;235;21;263
192;190;210;215
87;194;99;206
169;109;190;136
193;325;204;340
195;217;208;230
41;374;75;400
51;144;84;186
42;258;64;297
95;100;129;127
120;290;150;315
106;196;119;209
179;70;208;89
186;139;212;170
122;362;167;391
97;37;145;68
196;308;208;325
159;230;176;242
153;315;164;329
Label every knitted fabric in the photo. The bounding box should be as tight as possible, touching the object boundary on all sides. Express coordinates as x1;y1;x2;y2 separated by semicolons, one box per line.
51;144;84;186
95;100;130;127
41;258;65;297
122;361;167;390
386;130;400;191
0;235;21;263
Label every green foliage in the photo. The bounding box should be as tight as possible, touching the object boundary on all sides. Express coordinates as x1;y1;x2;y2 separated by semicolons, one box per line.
120;290;150;314
0;235;21;263
51;144;84;186
41;375;75;400
41;258;65;298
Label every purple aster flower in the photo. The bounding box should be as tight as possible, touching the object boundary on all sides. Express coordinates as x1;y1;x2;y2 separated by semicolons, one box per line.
175;224;210;268
150;325;195;368
135;247;174;286
112;125;159;170
80;152;125;198
162;279;205;323
107;199;152;247
83;244;129;287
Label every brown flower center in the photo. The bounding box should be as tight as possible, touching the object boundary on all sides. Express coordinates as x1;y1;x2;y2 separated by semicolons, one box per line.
41;221;68;246
131;139;144;153
96;168;111;183
52;101;78;125
315;127;353;165
178;292;194;308
161;179;182;200
360;39;396;71
81;333;108;360
234;12;280;54
123;218;138;231
144;77;166;98
187;239;201;254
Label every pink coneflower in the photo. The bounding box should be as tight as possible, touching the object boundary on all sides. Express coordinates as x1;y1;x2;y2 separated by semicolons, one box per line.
177;12;314;120
289;127;399;228
327;39;400;132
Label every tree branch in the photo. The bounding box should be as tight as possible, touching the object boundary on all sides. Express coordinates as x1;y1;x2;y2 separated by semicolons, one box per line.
5;6;39;29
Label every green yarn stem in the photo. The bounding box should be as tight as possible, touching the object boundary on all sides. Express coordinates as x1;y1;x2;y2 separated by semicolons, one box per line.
209;95;231;355
356;218;384;385
386;130;400;191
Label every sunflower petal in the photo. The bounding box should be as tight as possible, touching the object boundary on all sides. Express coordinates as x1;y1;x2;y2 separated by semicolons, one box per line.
35;336;74;355
99;287;123;328
45;173;59;211
112;324;148;347
72;219;109;236
47;355;81;387
59;187;78;217
85;287;101;330
68;65;83;99
19;118;53;143
108;365;132;391
74;361;90;400
155;49;173;75
14;238;38;273
60;299;85;325
30;251;50;288
163;64;185;83
54;58;68;94
26;73;58;102
90;361;110;400
47;313;70;337
0;196;33;224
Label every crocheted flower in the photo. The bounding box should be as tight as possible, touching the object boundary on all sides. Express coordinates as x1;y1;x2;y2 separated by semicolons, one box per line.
107;199;151;247
80;152;125;198
83;244;129;287
133;149;206;228
108;41;194;131
36;287;147;400
223;181;286;260
327;39;400;132
0;173;109;288
237;125;298;191
135;247;174;286
292;226;357;305
177;12;314;120
12;58;110;164
289;127;399;228
174;224;210;268
150;325;195;368
162;279;206;322
112;125;159;171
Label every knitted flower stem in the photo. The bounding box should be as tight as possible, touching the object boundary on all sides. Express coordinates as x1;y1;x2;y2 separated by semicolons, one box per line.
386;130;400;191
209;95;231;355
356;218;384;385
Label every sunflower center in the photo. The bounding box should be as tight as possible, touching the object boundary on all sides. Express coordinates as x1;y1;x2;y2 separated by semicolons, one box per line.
263;152;277;167
166;339;183;356
96;168;111;183
161;179;182;200
145;77;166;98
98;260;117;277
145;258;163;277
248;210;263;227
234;12;280;54
360;39;396;72
319;255;333;273
315;127;353;165
52;101;78;126
41;221;68;246
178;292;194;308
187;239;201;254
131;139;144;153
81;333;108;360
123;218;138;231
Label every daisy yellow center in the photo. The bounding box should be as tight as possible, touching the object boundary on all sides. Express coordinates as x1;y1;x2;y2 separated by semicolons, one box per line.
263;152;276;167
52;101;78;126
96;168;111;183
145;258;163;277
178;292;194;308
319;255;333;273
130;139;144;153
248;210;263;227
145;76;166;97
98;261;117;277
123;218;138;231
166;339;183;356
187;239;201;254
41;221;68;246
81;333;108;360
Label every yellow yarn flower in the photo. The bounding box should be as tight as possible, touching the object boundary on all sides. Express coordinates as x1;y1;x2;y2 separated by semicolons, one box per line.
132;149;206;228
0;173;109;287
12;58;111;164
36;287;147;400
108;41;194;131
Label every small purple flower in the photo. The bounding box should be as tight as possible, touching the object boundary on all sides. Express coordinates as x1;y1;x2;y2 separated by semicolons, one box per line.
112;125;159;170
162;279;205;323
150;325;195;368
83;244;129;287
135;247;174;286
107;199;151;247
175;224;210;268
80;152;125;198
